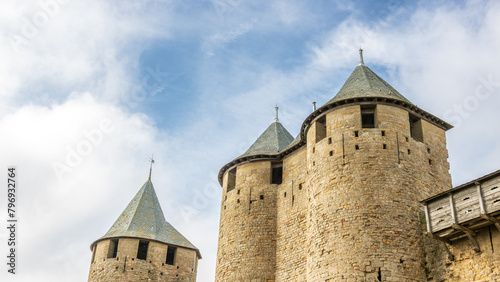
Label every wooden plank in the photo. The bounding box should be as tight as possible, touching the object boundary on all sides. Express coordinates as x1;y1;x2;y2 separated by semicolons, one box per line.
424;204;432;233
452;224;480;253
451;186;480;224
477;182;486;214
449;193;458;224
428;197;452;232
483;181;500;213
425;232;451;244
435;228;456;238
480;214;500;232
481;178;500;197
481;183;500;197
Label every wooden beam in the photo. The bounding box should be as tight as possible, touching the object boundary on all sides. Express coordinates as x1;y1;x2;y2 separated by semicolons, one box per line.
476;182;487;214
480;214;500;232
452;224;481;253
425;232;451;244
449;193;458;224
441;241;455;261
425;233;454;260
424;204;432;233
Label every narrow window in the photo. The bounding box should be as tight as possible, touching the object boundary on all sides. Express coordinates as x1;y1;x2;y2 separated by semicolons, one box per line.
428;159;432;165
381;130;385;136
329;151;333;156
315;115;327;142
361;105;376;128
284;192;287;197
328;137;332;144
354;131;359;137
427;148;431;153
405;136;409;142
237;190;240;194
260;195;264;200
408;149;411;155
237;199;240;204
271;162;283;184
137;241;149;260
166;246;176;265
383;144;387;149
409;114;424;142
355;145;359;150
298;183;303;190
107;239;118;258
312;147;315;153
226;168;236;193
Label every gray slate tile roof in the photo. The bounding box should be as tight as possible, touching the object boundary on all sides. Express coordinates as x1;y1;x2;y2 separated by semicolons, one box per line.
240;120;294;157
326;65;413;105
283;133;301;151
96;180;199;253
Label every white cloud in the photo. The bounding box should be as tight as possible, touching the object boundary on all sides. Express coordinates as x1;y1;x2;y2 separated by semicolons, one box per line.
0;93;167;281
0;1;499;281
305;0;500;184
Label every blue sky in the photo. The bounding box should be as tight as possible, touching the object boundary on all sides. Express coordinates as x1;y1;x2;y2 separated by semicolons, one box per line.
0;0;499;281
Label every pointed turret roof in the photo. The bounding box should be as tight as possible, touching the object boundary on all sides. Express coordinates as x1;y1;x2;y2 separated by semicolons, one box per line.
91;179;200;257
218;51;452;185
240;107;294;157
326;64;413;105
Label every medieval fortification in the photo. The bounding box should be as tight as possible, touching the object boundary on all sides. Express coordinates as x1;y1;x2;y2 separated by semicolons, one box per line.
215;51;500;281
87;51;500;281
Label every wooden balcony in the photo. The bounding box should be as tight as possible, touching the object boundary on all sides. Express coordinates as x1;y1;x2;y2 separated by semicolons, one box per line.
421;169;500;254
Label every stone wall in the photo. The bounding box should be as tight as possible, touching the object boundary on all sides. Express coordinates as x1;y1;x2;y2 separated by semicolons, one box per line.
425;225;500;281
304;104;451;281
276;147;308;281
215;102;453;281
216;160;277;281
88;238;198;281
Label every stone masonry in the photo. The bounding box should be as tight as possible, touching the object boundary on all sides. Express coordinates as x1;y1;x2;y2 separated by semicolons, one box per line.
88;238;198;281
214;58;500;281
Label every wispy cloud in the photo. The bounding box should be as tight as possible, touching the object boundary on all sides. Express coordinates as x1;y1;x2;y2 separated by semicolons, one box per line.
0;1;499;281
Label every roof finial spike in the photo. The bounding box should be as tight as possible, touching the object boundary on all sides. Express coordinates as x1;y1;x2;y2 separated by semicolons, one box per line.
274;104;279;122
359;48;364;66
148;155;155;182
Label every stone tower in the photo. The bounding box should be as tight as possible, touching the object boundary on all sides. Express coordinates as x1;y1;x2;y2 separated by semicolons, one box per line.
216;51;453;281
88;173;201;281
216;106;294;281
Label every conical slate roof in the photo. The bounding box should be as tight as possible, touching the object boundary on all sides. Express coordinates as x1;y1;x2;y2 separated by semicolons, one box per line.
326;64;413;105
283;133;301;151
93;180;199;254
240;119;294;157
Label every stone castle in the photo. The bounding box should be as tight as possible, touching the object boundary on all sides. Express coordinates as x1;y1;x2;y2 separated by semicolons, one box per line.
87;51;500;281
215;51;500;281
